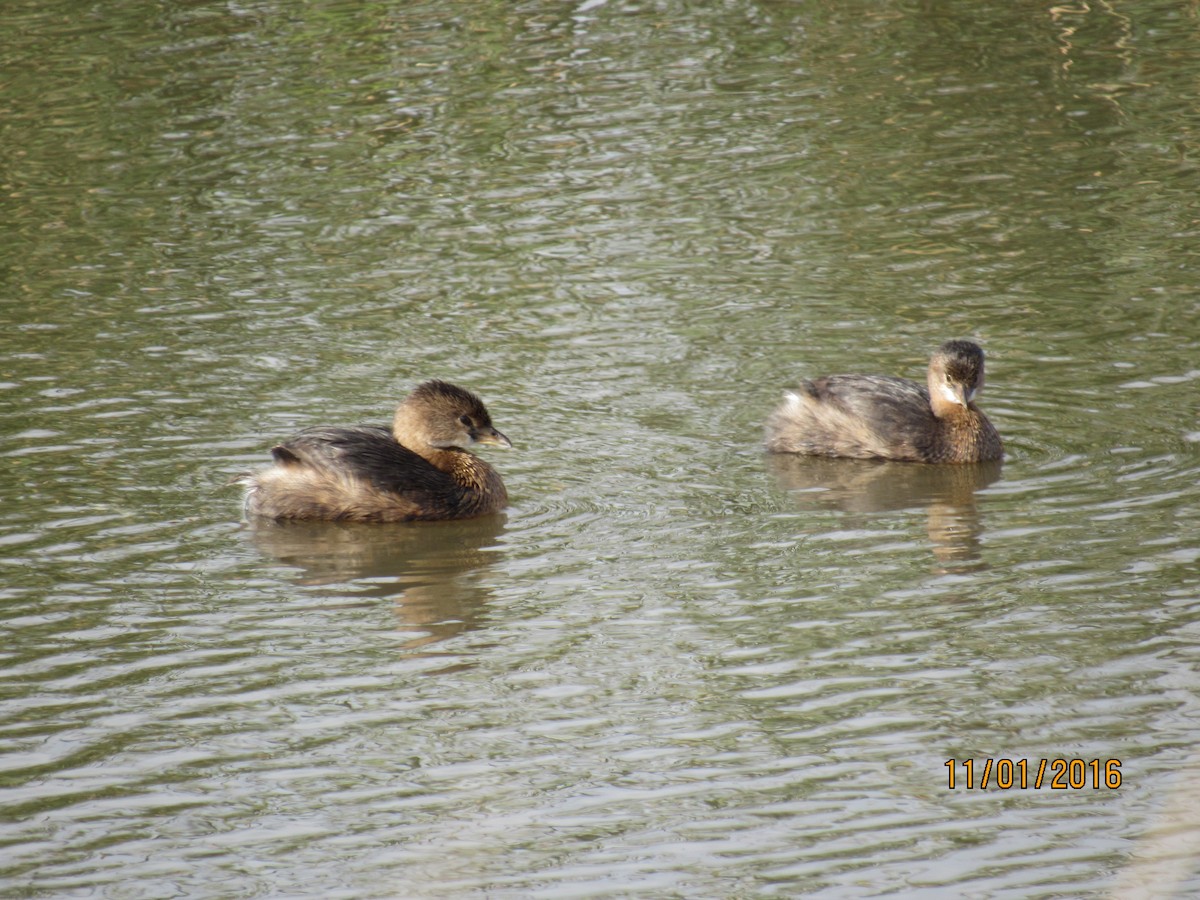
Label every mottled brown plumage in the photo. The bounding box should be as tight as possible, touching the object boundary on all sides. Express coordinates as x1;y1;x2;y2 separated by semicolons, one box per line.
244;380;511;522
765;340;1003;464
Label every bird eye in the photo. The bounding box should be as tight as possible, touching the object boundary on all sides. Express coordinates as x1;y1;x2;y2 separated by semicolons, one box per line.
459;415;472;427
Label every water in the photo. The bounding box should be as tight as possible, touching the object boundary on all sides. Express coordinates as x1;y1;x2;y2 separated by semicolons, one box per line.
3;0;1199;896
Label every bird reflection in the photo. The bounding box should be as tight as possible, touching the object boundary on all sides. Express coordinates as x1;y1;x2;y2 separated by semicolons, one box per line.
246;515;506;659
765;455;1002;570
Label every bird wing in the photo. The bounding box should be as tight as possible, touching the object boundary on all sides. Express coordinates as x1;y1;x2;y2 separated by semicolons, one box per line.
271;425;460;498
802;375;935;458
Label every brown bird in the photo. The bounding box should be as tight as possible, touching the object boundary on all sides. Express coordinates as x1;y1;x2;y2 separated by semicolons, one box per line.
244;380;511;522
765;340;1003;464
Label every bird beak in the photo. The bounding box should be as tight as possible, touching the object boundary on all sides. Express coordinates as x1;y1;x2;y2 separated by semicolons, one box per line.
473;427;512;449
940;383;968;407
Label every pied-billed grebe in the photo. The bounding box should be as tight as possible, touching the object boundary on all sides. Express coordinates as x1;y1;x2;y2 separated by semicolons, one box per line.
765;340;1003;463
244;380;511;522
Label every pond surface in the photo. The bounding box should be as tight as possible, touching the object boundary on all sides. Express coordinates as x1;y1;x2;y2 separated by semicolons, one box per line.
3;0;1199;896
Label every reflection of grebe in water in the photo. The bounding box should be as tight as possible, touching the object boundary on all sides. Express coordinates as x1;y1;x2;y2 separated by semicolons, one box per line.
766;340;1003;464
247;516;506;657
244;380;511;523
766;455;1003;569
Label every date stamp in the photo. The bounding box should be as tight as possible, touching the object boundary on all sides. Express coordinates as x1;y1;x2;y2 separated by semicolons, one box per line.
945;758;1122;790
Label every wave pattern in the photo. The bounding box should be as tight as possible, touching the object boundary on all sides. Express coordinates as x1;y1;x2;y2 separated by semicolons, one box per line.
3;0;1200;897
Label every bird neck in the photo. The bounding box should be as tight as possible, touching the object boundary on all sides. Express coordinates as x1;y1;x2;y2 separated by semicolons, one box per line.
428;447;503;490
